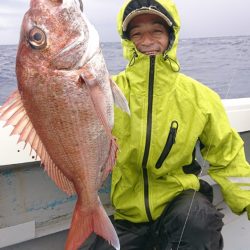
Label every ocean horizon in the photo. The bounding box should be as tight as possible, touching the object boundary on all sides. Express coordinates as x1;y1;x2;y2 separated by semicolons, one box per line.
1;35;250;104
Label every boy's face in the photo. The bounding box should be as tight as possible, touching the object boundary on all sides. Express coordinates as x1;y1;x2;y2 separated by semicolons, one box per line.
128;14;170;56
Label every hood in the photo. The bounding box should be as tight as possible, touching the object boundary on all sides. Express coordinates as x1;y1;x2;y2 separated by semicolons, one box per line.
117;0;181;63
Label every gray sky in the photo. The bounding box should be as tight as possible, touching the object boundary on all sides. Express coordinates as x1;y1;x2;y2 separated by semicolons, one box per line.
0;0;250;45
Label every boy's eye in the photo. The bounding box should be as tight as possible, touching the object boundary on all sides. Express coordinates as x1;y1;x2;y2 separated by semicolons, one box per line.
154;29;163;33
153;27;165;33
130;32;141;39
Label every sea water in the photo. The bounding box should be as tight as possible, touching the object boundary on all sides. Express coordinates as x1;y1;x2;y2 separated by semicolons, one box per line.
0;35;250;105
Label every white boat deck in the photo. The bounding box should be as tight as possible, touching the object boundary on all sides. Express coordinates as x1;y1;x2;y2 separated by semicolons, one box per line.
1;98;250;249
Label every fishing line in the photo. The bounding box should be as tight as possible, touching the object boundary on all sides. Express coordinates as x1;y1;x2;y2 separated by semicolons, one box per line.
175;37;249;250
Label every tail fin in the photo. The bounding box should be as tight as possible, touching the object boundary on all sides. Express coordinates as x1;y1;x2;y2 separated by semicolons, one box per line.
65;200;120;250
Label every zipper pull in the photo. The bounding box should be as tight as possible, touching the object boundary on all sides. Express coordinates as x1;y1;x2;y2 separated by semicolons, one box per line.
156;121;178;169
169;120;178;144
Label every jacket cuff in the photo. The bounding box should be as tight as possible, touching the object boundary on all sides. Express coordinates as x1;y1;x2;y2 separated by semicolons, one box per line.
174;174;200;191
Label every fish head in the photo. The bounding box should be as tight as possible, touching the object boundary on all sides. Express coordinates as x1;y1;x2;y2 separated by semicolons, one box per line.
16;0;99;77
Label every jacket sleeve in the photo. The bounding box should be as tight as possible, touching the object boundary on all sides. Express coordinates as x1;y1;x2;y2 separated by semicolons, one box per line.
199;92;250;217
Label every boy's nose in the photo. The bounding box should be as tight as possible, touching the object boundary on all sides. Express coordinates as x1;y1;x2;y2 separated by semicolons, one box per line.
141;33;154;46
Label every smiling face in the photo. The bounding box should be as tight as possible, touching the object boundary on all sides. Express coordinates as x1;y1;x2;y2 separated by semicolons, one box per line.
128;14;170;56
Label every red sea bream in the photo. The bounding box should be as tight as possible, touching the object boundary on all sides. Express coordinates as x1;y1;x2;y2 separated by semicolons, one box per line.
0;0;130;249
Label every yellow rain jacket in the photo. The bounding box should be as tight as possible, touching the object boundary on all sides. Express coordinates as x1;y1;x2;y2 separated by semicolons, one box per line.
111;0;250;223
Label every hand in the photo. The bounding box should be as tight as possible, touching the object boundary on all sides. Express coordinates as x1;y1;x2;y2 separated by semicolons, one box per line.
246;205;250;220
199;179;213;203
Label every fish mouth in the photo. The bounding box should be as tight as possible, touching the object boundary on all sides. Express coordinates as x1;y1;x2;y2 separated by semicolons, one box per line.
78;0;83;12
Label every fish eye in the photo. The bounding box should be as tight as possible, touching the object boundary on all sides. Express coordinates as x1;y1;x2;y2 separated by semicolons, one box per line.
28;27;47;50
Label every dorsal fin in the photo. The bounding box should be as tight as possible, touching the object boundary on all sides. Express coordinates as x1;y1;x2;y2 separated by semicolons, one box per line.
0;90;75;195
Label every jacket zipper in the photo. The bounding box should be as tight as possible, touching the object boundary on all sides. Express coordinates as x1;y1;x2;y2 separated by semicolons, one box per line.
156;121;178;169
141;56;155;222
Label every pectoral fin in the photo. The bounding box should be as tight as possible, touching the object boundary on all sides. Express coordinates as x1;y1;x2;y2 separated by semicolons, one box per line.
110;78;130;115
0;90;75;195
80;73;113;139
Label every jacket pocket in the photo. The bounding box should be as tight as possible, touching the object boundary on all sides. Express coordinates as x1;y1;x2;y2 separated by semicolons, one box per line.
156;121;178;169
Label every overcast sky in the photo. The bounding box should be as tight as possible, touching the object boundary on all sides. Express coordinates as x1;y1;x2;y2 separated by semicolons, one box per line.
0;0;250;45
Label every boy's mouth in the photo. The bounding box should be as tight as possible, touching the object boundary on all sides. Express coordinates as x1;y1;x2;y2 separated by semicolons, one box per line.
142;50;160;55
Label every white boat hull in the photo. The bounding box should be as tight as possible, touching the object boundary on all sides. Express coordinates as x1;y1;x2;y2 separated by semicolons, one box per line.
1;98;250;249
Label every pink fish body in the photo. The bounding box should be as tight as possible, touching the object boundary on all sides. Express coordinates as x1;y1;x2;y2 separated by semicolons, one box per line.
0;0;129;249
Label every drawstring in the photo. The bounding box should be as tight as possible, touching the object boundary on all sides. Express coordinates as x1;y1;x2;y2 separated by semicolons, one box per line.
129;49;138;66
163;53;180;72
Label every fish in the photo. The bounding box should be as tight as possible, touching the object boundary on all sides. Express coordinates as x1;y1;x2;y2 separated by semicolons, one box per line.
0;0;130;249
